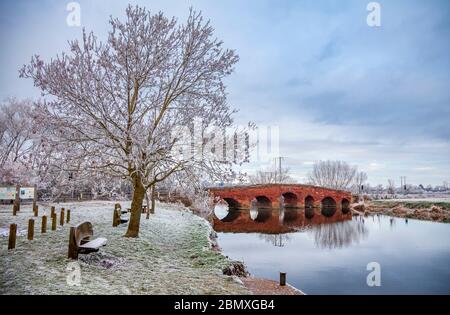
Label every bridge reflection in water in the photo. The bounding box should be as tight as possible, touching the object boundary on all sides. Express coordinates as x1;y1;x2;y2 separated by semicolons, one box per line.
213;204;367;249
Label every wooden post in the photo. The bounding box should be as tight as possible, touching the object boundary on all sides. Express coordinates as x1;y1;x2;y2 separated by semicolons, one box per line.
32;184;37;216
280;272;286;286
66;209;71;223
51;213;57;231
13;184;20;213
60;209;65;226
50;206;55;218
27;219;34;240
33;205;39;217
68;227;78;259
41;215;47;233
113;209;118;227
8;224;17;250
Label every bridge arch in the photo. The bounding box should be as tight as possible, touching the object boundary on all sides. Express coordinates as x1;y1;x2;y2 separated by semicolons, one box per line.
250;208;272;222
223;198;241;209
321;197;337;217
219;209;240;222
254;195;272;208
213;202;240;222
282;192;298;208
341;198;350;214
283;208;299;222
305;195;315;219
305;195;314;208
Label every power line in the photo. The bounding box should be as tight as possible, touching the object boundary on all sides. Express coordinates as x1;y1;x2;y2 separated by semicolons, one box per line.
274;157;286;183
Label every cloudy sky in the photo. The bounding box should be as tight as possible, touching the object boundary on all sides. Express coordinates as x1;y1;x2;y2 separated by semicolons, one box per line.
1;0;449;186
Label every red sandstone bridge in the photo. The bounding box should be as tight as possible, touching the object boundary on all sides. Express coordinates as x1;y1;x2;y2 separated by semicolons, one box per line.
209;184;353;234
208;184;352;211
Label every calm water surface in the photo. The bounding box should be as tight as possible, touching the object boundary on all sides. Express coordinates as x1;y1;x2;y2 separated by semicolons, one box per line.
213;206;450;294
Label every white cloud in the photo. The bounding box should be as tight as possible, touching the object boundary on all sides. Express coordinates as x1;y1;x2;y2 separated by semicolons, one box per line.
413;167;435;172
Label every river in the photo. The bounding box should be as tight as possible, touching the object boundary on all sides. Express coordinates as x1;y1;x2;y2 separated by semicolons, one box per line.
213;205;450;294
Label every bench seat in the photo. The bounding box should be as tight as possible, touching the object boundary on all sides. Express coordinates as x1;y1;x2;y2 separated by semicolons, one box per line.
79;237;107;250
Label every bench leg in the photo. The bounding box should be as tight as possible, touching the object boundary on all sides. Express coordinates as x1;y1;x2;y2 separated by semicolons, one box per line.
113;210;119;227
68;227;78;259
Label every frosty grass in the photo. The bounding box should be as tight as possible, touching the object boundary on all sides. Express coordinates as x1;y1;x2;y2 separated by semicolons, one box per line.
0;201;249;295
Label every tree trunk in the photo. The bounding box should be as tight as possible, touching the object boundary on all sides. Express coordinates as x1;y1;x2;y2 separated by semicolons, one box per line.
146;184;156;219
150;184;156;214
145;188;151;220
125;174;145;237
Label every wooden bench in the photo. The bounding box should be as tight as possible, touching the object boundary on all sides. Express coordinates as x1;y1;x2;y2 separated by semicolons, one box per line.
68;222;107;259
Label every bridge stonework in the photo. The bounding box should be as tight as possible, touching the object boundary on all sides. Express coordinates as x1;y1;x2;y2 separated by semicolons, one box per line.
209;184;352;209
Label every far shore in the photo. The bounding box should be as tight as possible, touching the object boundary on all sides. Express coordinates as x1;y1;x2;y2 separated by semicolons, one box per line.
351;200;450;223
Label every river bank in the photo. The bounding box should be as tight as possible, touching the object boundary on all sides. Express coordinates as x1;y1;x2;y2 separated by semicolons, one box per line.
351;200;450;223
0;201;249;294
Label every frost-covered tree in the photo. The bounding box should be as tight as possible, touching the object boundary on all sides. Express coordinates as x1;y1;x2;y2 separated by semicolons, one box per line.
0;98;37;185
154;167;215;218
20;6;240;237
353;171;368;193
0;98;132;200
376;184;384;192
248;167;295;184
387;179;396;195
307;160;357;190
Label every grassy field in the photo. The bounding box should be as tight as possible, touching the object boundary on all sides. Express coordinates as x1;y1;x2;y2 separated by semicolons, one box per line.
0;201;249;295
372;200;450;210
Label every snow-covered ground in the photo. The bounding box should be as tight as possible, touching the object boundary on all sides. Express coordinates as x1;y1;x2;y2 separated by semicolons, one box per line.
0;201;249;295
384;198;450;203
